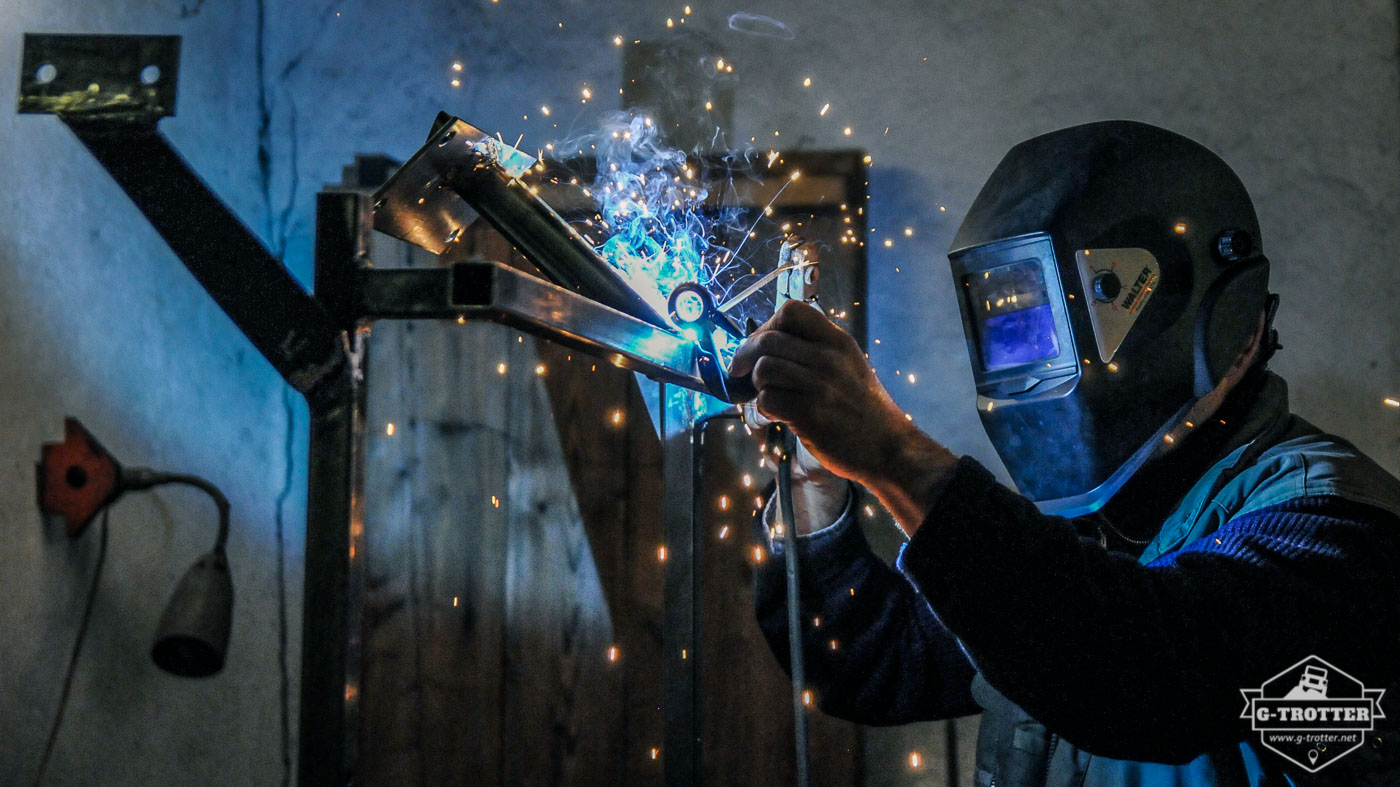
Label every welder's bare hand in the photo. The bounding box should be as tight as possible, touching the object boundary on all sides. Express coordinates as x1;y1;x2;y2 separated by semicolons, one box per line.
731;301;958;535
732;302;913;484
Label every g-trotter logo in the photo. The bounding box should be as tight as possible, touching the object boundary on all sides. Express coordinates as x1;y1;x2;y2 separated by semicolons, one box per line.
1240;655;1385;772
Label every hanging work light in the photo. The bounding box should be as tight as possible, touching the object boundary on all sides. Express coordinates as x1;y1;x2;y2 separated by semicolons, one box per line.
37;418;234;677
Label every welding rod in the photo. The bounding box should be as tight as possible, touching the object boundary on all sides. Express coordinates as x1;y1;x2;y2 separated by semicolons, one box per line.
717;260;819;315
773;423;811;787
445;162;671;330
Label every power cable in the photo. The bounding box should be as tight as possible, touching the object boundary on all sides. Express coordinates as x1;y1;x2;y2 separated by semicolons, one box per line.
33;507;110;786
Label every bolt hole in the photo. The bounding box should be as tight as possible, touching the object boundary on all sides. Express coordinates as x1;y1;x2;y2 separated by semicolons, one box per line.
65;465;88;489
437;130;456;147
140;65;161;85
35;63;57;85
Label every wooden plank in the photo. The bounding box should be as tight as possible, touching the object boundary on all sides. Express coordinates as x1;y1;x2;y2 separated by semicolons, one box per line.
501;335;627;785
359;316;514;786
536;341;668;784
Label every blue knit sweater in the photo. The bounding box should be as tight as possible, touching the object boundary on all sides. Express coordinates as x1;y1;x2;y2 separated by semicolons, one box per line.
754;457;1400;764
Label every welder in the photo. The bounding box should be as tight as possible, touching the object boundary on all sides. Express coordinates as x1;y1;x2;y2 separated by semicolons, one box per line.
732;121;1400;785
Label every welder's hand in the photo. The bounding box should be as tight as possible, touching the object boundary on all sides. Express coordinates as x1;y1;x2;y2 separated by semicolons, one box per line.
731;301;914;485
731;301;958;535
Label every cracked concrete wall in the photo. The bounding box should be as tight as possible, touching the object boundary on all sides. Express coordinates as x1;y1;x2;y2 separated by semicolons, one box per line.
0;1;303;785
2;0;1398;785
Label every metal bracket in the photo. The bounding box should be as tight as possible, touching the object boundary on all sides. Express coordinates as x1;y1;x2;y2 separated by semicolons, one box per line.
18;34;180;122
373;113;672;331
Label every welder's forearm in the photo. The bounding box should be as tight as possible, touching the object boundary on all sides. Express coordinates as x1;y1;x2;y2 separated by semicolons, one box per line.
857;429;959;537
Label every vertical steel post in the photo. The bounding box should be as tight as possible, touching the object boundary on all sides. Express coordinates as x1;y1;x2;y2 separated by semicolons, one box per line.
662;385;701;786
298;191;372;785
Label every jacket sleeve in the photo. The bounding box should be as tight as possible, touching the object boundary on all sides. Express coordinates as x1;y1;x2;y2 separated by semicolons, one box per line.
900;456;1400;763
753;487;981;724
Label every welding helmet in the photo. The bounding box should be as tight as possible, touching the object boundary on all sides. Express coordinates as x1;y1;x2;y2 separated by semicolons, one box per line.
948;121;1272;516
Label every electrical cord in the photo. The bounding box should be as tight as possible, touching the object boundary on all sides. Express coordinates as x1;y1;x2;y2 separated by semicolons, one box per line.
33;507;110;787
120;469;230;554
273;389;295;787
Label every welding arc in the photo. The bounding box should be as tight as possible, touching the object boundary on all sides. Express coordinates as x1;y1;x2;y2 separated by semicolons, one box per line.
717;260;819;314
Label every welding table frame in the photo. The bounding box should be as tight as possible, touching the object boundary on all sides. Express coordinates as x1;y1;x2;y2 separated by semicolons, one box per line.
17;33;869;786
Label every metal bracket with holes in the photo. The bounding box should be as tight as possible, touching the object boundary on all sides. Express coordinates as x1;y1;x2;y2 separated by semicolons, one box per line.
19;34;180;121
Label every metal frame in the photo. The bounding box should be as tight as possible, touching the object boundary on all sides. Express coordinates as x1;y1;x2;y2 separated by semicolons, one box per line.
19;32;718;786
19;33;869;786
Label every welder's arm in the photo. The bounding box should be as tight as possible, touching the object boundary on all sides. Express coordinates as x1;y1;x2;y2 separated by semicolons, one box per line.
730;302;958;533
752;484;981;724
900;459;1400;763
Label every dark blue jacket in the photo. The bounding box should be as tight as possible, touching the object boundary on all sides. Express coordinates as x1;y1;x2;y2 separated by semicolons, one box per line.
755;374;1400;785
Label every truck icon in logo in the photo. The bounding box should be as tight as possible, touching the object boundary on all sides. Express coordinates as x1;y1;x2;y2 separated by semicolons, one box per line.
1285;665;1330;700
1241;656;1385;772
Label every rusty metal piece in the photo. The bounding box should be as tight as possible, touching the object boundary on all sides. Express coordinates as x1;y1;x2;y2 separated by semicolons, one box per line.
36;418;123;538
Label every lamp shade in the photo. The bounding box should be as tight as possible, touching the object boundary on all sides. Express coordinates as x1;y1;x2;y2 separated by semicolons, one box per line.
151;550;233;678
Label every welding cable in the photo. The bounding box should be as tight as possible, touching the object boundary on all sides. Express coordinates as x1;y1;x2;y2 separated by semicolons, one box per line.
770;422;811;787
33;507;110;787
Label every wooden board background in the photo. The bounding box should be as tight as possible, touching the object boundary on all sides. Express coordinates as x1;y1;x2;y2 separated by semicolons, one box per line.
355;153;872;785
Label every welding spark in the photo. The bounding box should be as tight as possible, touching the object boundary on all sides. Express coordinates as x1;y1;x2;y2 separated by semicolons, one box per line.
544;112;792;354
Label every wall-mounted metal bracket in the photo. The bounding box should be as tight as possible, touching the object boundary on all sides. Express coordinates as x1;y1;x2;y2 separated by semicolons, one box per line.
18;34;180;122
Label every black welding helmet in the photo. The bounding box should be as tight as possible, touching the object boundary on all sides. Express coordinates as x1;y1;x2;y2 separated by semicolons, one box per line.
947;121;1272;516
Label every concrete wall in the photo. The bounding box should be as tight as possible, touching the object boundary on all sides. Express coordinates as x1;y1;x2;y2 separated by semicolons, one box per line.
2;0;1397;785
0;1;304;784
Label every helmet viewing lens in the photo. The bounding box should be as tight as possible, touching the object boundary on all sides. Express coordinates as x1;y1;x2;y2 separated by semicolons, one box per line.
963;259;1060;371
